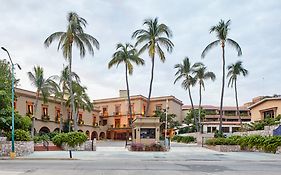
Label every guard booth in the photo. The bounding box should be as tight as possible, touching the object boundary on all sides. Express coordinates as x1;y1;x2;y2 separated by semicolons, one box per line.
132;117;161;144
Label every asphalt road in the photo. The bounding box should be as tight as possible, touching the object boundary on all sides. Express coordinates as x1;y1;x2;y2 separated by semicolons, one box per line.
0;142;281;175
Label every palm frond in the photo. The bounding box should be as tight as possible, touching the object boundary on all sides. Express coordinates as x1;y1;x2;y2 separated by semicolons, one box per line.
201;40;220;58
226;38;242;56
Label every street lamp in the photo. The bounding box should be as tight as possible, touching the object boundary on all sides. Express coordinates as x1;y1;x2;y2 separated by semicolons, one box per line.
1;47;21;159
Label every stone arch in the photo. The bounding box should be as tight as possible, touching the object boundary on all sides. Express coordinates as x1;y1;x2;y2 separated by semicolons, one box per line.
78;129;83;132
39;126;50;134
99;132;105;140
91;131;98;140
54;128;60;132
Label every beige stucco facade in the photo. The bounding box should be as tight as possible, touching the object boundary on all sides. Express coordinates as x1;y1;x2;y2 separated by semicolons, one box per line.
249;98;281;121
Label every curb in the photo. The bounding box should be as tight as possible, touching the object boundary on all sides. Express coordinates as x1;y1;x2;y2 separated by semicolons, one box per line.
0;157;79;160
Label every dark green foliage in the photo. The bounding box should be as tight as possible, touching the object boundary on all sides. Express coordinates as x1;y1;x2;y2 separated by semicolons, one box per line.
205;135;281;153
172;135;196;144
130;143;166;151
153;109;180;133
52;132;87;147
214;130;225;138
245;117;281;131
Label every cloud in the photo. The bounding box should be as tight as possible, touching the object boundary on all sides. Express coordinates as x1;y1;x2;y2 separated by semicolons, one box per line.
0;0;280;107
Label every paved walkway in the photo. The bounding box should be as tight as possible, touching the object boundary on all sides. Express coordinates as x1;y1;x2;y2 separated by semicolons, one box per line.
23;141;281;162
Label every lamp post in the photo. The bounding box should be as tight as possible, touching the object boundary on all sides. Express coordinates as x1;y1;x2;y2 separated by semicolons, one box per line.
1;47;21;159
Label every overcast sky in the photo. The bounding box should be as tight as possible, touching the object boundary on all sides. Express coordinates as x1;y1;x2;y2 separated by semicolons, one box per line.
0;0;280;106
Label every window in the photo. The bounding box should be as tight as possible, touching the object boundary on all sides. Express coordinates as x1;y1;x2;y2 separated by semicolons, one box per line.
42;106;48;116
115;105;121;115
93;115;97;125
212;127;217;132
115;119;120;128
26;103;33;115
155;104;162;111
102;107;108;116
55;108;60;122
142;105;146;116
232;127;239;133
68;111;72;120
140;128;156;139
102;119;107;126
207;127;211;133
78;113;83;121
264;110;274;119
222;127;230;133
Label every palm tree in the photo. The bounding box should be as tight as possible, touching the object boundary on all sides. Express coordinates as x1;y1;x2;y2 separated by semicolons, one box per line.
201;19;242;132
108;43;144;126
227;61;248;125
174;57;200;130
193;64;216;132
27;66;58;137
132;17;174;117
44;12;99;131
54;66;81;132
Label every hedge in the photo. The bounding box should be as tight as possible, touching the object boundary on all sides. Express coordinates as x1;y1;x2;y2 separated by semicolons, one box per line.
172;135;195;144
205;135;281;153
52;132;87;147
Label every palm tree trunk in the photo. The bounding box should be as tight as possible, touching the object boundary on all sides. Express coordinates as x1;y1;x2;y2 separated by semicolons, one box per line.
125;65;133;127
68;45;77;131
234;79;241;125
59;88;65;133
145;54;155;117
198;83;202;133
31;91;39;138
219;44;225;132
188;86;198;131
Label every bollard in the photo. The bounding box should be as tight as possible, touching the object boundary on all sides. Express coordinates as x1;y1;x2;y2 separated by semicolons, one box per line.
69;150;72;158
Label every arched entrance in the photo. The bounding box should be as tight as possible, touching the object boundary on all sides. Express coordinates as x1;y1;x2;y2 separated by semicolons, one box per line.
54;128;60;132
39;126;50;134
78;129;83;132
99;132;105;140
91;131;98;140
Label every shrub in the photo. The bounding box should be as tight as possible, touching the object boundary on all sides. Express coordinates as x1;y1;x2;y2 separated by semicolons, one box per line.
171;135;196;144
66;132;87;147
14;129;31;141
131;143;144;151
214;130;225;138
33;134;50;143
52;133;68;147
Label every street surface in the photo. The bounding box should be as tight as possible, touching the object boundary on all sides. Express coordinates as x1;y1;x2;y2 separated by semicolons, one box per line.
0;141;281;175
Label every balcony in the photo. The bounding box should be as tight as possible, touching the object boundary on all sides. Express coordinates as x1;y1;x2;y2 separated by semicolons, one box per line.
78;120;84;125
41;115;50;121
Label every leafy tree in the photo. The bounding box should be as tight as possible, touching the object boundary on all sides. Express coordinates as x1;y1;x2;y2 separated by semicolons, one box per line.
108;43;144;126
193;64;216;132
132;17;174;117
44;12;99;131
153;109;179;134
201;19;242;132
227;61;248;125
27;66;58;137
174;57;201;130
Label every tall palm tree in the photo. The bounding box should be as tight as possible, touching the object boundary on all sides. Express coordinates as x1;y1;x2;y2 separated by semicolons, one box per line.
108;43;144;126
27;66;58;137
132;17;174;117
227;61;248;125
174;57;200;130
44;12;99;131
201;19;242;132
193;64;216;132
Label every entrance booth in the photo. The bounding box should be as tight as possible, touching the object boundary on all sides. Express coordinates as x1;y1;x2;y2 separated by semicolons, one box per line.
132;117;161;144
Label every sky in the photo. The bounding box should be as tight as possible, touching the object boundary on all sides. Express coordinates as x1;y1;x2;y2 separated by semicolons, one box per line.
0;0;280;106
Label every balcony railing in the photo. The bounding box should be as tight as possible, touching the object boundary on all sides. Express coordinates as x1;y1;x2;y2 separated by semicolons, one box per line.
41;115;50;121
78;120;84;125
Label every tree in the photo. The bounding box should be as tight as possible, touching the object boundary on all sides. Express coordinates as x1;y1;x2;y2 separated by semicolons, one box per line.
201;19;242;132
132;17;174;117
108;43;144;126
193;64;216;132
227;61;248;125
44;12;99;131
174;57;200;130
153;109;179;135
27;66;58;137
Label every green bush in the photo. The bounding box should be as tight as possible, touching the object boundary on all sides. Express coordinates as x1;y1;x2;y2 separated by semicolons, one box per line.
172;135;196;144
14;129;31;141
52;133;68;147
205;135;281;153
33;134;50;143
52;132;87;148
